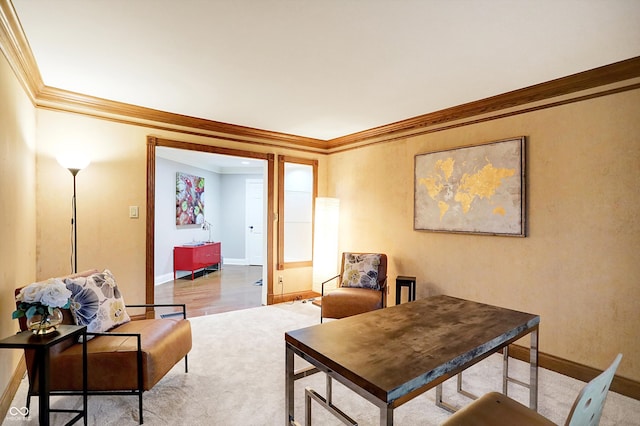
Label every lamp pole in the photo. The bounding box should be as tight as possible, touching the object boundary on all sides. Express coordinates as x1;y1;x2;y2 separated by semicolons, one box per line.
58;153;89;275
69;168;80;273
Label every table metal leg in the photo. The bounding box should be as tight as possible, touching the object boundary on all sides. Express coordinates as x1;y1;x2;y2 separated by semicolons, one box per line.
530;329;539;410
456;373;477;400
305;389;312;425
380;404;393;426
287;345;356;426
304;386;357;426
285;345;295;425
438;334;540;414
500;331;539;411
503;346;509;394
435;383;457;413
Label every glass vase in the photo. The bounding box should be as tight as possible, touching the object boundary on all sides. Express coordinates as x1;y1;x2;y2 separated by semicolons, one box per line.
26;308;64;335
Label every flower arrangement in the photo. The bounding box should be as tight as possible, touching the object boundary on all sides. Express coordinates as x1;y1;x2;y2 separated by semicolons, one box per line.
12;278;72;321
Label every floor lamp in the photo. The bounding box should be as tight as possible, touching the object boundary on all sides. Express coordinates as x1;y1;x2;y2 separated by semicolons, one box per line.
312;198;340;294
57;155;90;273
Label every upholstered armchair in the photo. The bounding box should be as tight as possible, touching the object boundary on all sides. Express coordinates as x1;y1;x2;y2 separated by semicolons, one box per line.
15;269;192;424
320;252;388;322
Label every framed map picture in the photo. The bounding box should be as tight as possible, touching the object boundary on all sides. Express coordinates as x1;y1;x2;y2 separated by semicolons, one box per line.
414;137;526;236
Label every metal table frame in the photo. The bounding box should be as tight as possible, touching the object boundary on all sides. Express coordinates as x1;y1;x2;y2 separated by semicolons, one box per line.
285;295;539;426
0;325;87;426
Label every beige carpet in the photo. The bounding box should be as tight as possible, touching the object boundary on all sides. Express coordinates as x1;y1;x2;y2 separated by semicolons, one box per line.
3;301;639;425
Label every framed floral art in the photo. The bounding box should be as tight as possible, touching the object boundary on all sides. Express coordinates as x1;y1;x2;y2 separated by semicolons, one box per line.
176;172;205;226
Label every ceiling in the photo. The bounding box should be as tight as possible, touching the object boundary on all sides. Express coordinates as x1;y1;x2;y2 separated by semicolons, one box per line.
10;0;640;142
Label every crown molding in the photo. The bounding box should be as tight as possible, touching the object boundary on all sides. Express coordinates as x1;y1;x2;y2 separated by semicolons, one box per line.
35;85;327;150
0;0;43;101
327;56;640;149
3;1;640;154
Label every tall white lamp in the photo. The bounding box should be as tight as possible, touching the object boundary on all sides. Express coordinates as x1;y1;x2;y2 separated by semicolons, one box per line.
57;153;90;273
312;197;340;294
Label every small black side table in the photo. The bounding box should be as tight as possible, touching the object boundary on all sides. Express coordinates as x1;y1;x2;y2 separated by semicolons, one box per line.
0;325;87;426
396;275;416;304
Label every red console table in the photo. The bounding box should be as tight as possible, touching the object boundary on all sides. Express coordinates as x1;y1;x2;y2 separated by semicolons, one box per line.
173;242;221;280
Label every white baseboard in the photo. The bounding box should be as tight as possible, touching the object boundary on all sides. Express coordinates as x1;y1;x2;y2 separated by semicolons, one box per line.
154;260;240;285
223;258;248;265
154;269;217;285
155;272;176;285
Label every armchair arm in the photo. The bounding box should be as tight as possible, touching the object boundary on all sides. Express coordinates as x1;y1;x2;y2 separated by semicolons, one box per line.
127;303;187;319
379;277;388;290
379;277;388;307
321;275;341;297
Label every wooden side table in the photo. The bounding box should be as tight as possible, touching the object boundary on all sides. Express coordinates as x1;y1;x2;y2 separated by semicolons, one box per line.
0;325;87;426
395;275;416;305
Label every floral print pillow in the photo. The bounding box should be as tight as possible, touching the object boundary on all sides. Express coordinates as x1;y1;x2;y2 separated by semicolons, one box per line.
341;253;381;290
64;269;131;333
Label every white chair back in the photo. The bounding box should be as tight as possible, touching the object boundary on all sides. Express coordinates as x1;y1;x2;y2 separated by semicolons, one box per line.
565;353;622;426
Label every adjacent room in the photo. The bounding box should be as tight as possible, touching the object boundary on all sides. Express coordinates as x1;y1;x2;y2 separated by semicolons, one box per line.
1;1;639;425
153;147;267;316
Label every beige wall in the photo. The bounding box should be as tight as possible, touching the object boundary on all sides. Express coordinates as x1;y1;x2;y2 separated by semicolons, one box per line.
35;111;150;302
0;53;37;397
34;111;327;305
327;88;640;381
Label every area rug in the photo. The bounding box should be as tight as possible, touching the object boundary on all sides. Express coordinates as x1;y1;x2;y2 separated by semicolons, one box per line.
3;302;639;425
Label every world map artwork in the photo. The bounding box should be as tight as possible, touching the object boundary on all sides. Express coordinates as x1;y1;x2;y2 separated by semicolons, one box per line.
414;138;525;236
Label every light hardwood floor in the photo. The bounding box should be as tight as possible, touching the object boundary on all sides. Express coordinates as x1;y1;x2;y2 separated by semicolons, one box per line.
154;265;263;318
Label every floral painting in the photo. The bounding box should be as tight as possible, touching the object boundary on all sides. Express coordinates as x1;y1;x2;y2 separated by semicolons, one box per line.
176;172;205;226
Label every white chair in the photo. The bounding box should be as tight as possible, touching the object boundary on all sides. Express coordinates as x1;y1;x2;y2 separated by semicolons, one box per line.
442;353;622;426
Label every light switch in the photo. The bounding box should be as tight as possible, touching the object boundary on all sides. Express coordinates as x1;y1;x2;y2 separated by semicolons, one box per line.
129;206;139;219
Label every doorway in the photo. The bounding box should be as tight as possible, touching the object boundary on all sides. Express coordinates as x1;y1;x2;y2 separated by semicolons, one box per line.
145;136;275;315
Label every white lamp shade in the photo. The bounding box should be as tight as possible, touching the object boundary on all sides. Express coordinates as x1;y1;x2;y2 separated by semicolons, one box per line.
57;153;91;171
312;197;340;294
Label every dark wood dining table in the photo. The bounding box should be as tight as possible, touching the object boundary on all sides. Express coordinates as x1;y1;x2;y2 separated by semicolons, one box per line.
285;294;540;425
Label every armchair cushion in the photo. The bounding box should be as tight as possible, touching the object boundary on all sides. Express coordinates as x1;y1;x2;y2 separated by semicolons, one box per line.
64;269;131;334
321;287;384;319
341;253;381;290
44;318;192;392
